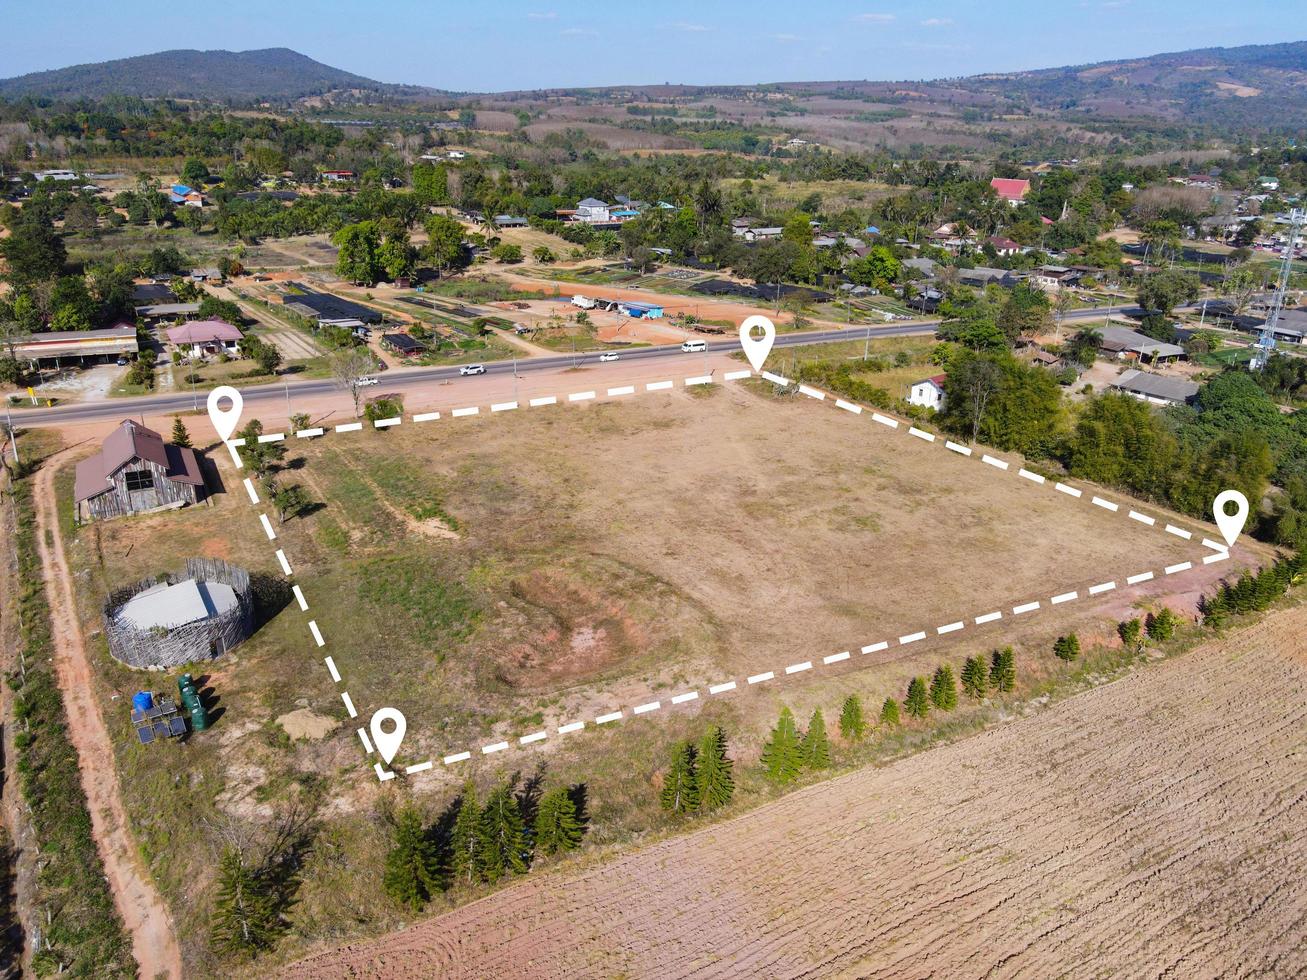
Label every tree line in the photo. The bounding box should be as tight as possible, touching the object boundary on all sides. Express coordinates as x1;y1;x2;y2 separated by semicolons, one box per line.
383;776;587;913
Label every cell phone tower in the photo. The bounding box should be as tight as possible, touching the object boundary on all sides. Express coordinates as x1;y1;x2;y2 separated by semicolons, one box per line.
1252;207;1304;371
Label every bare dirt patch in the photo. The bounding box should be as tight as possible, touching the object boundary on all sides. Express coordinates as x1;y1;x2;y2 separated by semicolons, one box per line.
284;602;1307;979
276;708;340;741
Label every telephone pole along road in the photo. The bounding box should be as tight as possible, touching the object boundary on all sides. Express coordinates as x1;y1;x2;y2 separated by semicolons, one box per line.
14;302;1166;428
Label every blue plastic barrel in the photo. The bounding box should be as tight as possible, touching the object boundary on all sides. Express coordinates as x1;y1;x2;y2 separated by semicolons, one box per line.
132;691;153;712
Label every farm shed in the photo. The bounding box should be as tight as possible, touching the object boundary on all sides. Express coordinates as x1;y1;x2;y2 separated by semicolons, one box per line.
381;333;426;356
74;420;206;522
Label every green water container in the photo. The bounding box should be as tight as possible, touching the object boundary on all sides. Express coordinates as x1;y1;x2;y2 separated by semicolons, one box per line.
178;674;195;698
189;701;208;733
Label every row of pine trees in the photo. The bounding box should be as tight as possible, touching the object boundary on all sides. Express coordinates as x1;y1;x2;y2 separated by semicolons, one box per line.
383;778;586;912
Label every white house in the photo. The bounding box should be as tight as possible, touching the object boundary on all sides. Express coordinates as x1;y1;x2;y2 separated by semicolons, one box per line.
907;374;947;411
446;150;466;160
575;198;611;223
34;169;78;181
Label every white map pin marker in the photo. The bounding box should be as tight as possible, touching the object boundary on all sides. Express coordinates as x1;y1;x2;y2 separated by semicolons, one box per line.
207;385;244;442
369;707;407;767
1212;489;1249;548
739;315;776;373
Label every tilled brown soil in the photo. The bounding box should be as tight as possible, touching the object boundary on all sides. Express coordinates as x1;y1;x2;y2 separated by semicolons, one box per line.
285;605;1307;979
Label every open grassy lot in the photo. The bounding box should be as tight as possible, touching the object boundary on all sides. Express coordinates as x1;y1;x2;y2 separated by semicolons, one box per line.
59;382;1247;974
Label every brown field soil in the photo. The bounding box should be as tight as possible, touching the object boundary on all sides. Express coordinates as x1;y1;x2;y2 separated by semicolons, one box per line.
56;380;1259;974
285;602;1307;979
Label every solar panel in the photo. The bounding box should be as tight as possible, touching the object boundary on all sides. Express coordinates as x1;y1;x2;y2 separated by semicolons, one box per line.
137;727;155;744
169;718;188;737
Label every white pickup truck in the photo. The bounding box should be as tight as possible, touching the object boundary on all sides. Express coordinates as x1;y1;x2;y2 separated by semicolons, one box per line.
571;294;596;310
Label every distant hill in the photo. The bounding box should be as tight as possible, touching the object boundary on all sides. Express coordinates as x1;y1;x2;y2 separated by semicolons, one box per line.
0;48;426;102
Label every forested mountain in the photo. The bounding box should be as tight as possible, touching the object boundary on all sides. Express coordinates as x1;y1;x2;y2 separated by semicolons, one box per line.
0;48;424;102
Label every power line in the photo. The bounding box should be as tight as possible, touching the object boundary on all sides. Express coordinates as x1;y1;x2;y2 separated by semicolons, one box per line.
1252;207;1303;371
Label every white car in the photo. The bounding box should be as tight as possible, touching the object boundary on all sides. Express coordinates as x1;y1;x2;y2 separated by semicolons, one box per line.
459;363;486;376
598;352;620;362
680;340;707;353
353;376;379;387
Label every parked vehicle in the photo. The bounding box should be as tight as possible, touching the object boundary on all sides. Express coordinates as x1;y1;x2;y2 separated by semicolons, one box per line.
460;363;486;376
680;340;708;353
571;295;596;310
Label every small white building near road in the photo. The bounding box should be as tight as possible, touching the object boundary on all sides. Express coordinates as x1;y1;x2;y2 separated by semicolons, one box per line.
907;374;947;411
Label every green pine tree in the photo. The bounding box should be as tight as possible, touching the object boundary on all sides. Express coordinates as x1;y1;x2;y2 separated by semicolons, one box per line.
534;788;584;856
960;656;988;699
990;647;1016;693
1147;607;1178;641
801;708;830;770
760;707;804;784
449;782;482;887
929;665;958;710
1053;633;1080;661
479;783;529;883
1118;618;1143;652
695;726;735;811
838;694;866;741
210;847;280;956
880;697;900;726
170;416;192;447
904;677;930;718
660;740;700;813
383;806;442;911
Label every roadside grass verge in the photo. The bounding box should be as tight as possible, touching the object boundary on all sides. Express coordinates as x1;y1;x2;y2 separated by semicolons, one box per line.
3;432;134;977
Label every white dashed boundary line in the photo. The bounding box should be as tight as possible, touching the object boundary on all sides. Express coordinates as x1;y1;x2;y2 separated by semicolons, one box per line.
221;365;1235;779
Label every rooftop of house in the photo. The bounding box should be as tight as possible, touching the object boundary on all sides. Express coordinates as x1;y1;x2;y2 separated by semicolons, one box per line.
1112;369;1199;403
73;420;204;503
990;177;1031;200
165;319;243;344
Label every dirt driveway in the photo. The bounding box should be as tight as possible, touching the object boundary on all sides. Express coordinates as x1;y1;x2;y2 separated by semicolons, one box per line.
32;450;182;979
284;604;1307;979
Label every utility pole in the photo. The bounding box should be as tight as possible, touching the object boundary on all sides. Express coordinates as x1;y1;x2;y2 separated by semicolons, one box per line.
5;403;19;467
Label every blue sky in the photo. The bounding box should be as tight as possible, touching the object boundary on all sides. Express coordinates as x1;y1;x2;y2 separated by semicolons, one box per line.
2;1;1297;90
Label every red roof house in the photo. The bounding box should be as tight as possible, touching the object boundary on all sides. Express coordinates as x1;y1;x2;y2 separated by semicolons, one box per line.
990;177;1031;204
166;319;243;355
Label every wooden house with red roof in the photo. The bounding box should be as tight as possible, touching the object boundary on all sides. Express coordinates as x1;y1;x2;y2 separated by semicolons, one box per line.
74;420;206;522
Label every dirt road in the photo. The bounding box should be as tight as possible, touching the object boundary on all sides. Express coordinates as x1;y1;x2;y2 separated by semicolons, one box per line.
285;604;1307;979
33;452;182;979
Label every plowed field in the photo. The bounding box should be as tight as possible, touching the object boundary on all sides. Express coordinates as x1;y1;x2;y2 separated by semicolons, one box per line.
285;604;1307;979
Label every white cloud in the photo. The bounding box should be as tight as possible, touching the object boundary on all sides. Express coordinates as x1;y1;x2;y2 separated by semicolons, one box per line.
559;27;598;36
770;32;805;42
668;21;711;33
527;10;557;19
921;17;954;27
854;12;895;22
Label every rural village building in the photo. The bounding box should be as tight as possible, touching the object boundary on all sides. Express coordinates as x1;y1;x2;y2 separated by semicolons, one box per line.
166;319;243;357
1110;369;1199;406
990;177;1031;205
14;324;138;366
1097;325;1185;364
74;420;206;522
907;375;947;411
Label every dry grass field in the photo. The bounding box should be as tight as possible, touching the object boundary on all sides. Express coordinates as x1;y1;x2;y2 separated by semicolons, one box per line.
56;381;1256;972
284;599;1307;979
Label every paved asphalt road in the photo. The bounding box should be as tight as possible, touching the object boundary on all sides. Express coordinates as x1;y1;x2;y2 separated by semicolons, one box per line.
10;302;1154;427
